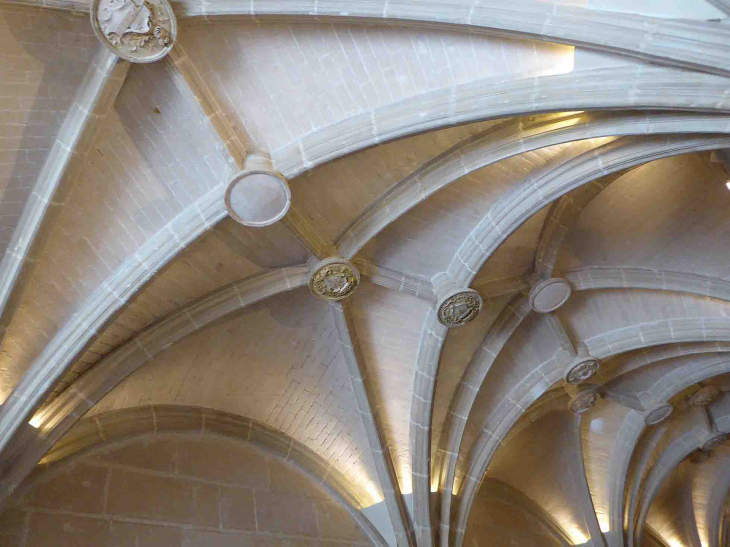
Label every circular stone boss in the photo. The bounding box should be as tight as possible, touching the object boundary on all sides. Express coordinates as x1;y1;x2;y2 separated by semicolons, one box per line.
644;405;673;426
565;358;600;384
92;0;177;63
702;433;728;451
437;288;483;328
309;258;360;301
570;388;599;414
225;170;292;227
529;278;572;313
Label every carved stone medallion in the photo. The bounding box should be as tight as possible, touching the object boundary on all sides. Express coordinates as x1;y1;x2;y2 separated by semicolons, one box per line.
565;358;600;385
569;387;600;414
529;277;572;313
309;258;360;301
701;433;728;452
644;404;673;426
91;0;177;63
688;385;721;407
437;289;483;328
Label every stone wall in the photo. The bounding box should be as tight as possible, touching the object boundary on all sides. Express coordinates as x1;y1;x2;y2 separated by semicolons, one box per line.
0;432;372;547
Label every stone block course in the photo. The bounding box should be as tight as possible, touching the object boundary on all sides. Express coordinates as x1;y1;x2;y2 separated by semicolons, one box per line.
177;437;271;489
2;431;372;546
29;461;108;513
107;468;200;523
2;4;730;547
256;491;319;537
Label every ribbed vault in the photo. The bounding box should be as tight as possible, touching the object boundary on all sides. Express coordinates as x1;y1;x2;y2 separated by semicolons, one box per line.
1;1;730;547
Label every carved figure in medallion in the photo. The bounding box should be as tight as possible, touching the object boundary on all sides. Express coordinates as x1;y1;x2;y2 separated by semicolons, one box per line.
309;259;360;301
91;0;177;63
570;387;599;414
565;358;599;385
437;289;482;328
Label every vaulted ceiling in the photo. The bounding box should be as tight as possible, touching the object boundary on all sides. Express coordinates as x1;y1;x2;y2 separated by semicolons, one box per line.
1;1;730;547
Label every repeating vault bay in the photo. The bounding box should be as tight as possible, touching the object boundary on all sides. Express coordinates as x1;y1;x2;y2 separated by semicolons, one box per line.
1;1;730;546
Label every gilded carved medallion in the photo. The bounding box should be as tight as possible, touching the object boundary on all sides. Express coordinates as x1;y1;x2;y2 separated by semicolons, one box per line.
437;289;482;328
309;259;360;301
91;0;177;63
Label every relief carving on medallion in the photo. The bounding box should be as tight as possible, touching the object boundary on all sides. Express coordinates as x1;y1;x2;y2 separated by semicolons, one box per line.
437;289;482;328
309;258;360;301
569;386;600;414
565;358;600;385
91;0;177;63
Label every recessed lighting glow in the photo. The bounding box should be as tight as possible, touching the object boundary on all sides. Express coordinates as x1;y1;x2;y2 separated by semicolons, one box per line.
29;415;42;428
571;528;589;544
365;480;384;506
400;465;413;496
725;181;730;191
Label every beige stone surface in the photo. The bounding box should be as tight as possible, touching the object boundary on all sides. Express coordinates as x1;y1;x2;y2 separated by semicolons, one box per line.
179;22;573;153
29;461;108;513
177;437;271;489
111;521;185;547
94;436;177;472
107;468;201;523
91;289;380;500
256;491;320;536
2;432;371;547
1;4;730;547
219;486;256;531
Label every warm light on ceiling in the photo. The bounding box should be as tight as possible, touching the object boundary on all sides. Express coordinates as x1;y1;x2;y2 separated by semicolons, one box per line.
597;516;610;533
452;476;461;496
364;480;384;507
400;465;413;496
29;415;42;429
570;527;589;545
725;181;730;191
